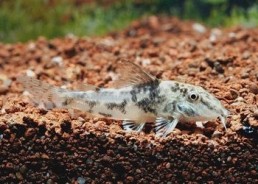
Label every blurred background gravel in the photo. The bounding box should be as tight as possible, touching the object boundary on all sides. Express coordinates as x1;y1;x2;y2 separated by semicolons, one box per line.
0;0;257;43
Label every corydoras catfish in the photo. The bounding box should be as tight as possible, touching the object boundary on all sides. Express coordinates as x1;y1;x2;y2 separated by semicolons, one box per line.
18;60;229;137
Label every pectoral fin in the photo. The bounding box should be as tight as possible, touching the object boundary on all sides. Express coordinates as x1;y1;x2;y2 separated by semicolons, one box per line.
122;120;145;132
154;117;178;137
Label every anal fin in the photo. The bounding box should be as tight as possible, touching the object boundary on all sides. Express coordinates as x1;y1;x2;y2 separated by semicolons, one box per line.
122;120;145;132
154;117;178;137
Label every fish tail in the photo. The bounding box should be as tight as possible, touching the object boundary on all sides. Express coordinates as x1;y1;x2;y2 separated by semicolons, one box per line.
18;76;66;109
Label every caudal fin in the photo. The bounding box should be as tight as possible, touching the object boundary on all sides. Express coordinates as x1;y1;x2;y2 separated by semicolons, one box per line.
18;76;66;109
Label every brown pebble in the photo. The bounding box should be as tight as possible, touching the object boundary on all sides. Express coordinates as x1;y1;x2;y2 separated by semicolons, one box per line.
250;170;257;175
19;165;28;174
41;153;49;159
126;176;134;182
242;51;251;59
25;128;37;137
6;162;13;169
227;156;232;162
214;62;224;73
0;86;9;94
136;169;141;173
15;172;23;180
229;89;239;99
241;72;249;79
253;110;258;119
0;49;10;58
165;162;171;169
0;122;8;131
47;179;55;184
249;83;258;94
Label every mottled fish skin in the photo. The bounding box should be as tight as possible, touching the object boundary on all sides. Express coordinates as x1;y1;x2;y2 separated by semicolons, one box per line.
18;60;229;137
60;83;160;123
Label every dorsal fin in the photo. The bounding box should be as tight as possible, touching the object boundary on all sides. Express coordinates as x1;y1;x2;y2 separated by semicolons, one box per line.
113;59;156;88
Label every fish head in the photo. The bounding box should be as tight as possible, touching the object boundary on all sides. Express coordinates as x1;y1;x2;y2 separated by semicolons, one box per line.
175;85;229;129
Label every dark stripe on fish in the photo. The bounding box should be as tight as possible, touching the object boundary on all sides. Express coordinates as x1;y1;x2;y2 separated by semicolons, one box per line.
106;100;127;114
177;105;197;117
200;98;214;111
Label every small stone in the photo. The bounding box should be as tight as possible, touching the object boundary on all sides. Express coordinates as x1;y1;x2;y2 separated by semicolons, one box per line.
0;49;10;58
250;170;257;175
27;42;36;51
192;23;206;33
126;176;134;182
212;171;219;177
228;32;236;38
242;51;251;59
241;72;249;79
229;89;239;99
26;69;36;77
15;172;23;180
136;169;141;173
0;86;8;94
209;34;217;43
253;110;258;119
149;16;159;29
0;74;12;94
77;177;86;184
165;162;171;169
51;56;63;66
196;121;205;129
227;156;232;162
242;126;254;134
19;165;28;174
212;130;223;138
41;153;49;159
25;128;37;137
47;179;54;184
249;83;258;94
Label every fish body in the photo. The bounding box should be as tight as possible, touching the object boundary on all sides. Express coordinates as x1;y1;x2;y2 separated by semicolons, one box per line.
18;60;229;137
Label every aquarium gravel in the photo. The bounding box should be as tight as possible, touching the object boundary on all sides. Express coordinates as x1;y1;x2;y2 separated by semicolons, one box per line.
0;17;257;183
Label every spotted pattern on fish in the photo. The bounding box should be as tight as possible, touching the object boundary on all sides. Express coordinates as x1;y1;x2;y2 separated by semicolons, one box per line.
180;88;188;96
170;82;180;92
163;101;176;113
87;101;97;109
130;90;137;102
130;80;166;115
62;98;74;106
106;100;127;114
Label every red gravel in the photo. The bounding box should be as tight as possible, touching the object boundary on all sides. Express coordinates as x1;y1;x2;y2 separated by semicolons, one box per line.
0;16;257;183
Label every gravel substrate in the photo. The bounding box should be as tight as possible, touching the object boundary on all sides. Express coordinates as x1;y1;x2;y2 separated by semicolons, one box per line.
0;16;257;183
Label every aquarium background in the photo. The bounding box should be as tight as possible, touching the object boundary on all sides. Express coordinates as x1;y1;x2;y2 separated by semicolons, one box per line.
0;0;257;43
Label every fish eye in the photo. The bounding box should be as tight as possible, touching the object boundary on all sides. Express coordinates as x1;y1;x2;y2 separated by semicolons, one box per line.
188;92;199;101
